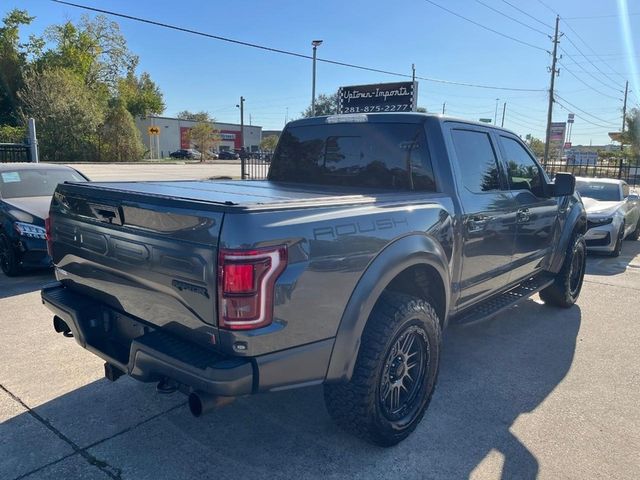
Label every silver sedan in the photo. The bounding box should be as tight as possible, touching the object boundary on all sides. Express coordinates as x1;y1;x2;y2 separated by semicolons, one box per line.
576;177;640;256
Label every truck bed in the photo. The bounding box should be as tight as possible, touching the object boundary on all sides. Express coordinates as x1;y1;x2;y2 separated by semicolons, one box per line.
76;180;389;210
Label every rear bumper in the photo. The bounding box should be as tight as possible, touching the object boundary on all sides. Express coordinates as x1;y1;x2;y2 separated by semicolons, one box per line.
41;283;333;396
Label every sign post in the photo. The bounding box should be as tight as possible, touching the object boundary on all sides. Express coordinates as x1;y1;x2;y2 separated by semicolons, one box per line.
338;81;418;114
148;125;160;159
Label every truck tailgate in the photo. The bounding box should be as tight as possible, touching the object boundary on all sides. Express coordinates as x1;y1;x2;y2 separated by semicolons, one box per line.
49;182;224;339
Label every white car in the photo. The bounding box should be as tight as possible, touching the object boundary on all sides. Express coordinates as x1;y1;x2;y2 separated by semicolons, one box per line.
576;177;640;256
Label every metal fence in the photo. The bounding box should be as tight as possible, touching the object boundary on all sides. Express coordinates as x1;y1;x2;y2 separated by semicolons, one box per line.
0;143;31;163
242;155;270;180
541;157;640;187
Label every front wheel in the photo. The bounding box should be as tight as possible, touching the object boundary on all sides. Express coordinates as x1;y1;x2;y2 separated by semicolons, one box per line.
324;293;441;446
540;233;586;308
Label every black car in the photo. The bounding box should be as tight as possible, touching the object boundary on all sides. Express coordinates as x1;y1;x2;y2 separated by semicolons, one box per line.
217;150;240;160
0;163;88;276
169;149;202;160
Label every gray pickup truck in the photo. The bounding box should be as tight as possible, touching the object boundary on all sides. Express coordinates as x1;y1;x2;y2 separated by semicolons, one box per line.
42;113;586;446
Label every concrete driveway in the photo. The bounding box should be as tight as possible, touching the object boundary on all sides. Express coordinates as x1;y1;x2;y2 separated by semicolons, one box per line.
1;241;639;479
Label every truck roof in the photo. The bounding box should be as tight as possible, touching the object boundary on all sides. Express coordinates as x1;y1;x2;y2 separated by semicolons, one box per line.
287;112;518;135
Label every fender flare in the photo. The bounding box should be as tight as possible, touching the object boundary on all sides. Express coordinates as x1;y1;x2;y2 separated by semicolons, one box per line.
548;200;587;273
324;233;450;383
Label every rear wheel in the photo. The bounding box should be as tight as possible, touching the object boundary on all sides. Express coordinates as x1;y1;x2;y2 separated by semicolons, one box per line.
0;234;21;277
540;232;586;308
324;293;441;446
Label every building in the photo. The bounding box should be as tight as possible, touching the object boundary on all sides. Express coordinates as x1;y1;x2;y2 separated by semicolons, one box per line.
136;116;262;158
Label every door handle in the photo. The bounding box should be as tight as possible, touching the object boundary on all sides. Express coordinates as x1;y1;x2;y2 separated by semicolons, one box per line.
467;215;491;232
516;208;530;223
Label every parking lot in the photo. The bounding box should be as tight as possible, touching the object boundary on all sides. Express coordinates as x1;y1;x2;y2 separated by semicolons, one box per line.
1;165;639;479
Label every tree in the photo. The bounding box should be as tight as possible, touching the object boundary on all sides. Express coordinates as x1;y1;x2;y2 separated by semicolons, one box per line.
301;92;338;117
621;108;639;164
0;9;35;125
260;135;279;152
100;100;144;161
118;71;164;117
0;124;25;142
188;122;220;161
176;110;211;122
39;15;138;91
525;134;546;160
416;107;428;113
18;68;104;161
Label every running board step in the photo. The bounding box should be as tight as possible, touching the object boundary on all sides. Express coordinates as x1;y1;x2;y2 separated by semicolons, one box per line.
451;274;555;326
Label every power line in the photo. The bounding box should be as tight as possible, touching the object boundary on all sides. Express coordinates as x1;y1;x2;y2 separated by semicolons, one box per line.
51;0;545;92
473;0;549;36
564;13;640;20
561;33;625;88
555;94;618;127
499;0;553;29
559;49;622;94
422;0;548;52
557;61;621;100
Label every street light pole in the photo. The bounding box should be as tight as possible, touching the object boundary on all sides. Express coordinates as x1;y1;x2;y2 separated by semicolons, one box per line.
494;98;499;125
236;96;245;179
311;40;323;116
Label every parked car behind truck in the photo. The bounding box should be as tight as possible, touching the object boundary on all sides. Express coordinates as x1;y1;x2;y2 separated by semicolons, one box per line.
42;113;586;446
0;163;87;276
576;177;640;256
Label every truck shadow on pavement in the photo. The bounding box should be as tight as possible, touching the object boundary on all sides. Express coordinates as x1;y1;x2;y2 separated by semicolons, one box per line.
0;270;54;300
3;300;581;480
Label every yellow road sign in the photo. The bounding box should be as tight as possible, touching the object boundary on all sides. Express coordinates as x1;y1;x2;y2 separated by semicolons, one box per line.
148;126;160;135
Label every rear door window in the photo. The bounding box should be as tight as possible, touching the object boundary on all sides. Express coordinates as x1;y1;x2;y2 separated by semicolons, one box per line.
269;122;436;191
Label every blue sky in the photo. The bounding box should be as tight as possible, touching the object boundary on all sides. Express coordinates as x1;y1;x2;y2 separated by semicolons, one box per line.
6;0;640;145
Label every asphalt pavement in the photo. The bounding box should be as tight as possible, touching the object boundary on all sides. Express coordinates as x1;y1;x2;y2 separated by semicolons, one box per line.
1;164;639;479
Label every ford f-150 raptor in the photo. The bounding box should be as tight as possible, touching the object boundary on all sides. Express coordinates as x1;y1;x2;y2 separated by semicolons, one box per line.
42;113;586;446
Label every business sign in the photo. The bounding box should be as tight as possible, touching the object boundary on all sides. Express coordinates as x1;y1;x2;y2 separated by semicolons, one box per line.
566;151;597;166
338;81;418;114
567;113;575;124
564;142;572;149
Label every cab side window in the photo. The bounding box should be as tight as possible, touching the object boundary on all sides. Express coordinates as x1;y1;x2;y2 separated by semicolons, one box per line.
500;136;543;194
451;129;503;193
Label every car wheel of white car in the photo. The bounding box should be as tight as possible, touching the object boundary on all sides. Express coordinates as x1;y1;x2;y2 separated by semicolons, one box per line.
610;224;624;257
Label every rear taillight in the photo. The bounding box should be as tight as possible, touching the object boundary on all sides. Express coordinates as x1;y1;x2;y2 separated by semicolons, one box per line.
218;245;287;330
45;217;53;256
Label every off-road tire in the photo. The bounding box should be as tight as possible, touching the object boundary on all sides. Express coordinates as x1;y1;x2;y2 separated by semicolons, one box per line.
540;232;586;308
324;293;441;447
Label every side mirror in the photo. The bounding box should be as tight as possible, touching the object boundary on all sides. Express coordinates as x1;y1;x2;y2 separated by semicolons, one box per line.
552;172;576;197
628;193;639;201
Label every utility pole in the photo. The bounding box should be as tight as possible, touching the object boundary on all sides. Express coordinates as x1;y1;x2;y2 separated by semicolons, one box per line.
311;40;323;116
442;102;446;115
237;96;245;179
501;102;506;127
412;63;416;83
544;15;561;164
494;98;499;125
621;80;628;152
